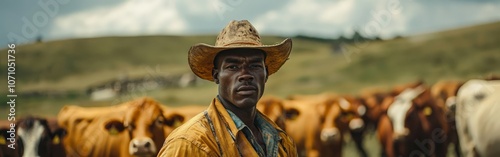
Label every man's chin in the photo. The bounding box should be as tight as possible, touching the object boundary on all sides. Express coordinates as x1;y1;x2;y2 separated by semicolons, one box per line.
234;97;259;108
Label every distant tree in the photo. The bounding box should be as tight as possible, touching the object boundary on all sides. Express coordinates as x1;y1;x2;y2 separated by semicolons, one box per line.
352;30;371;43
36;35;43;43
337;35;348;43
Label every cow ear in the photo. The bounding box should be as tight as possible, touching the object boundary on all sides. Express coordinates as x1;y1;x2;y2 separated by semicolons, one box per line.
51;128;67;144
381;97;394;113
0;129;7;145
316;100;332;118
104;120;125;135
423;106;433;116
164;114;185;128
284;108;300;121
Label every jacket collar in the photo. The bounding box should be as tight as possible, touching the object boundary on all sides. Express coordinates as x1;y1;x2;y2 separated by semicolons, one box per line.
209;97;241;138
208;97;286;138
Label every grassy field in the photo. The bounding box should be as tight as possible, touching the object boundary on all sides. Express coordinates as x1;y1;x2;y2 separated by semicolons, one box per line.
0;21;498;157
1;21;499;115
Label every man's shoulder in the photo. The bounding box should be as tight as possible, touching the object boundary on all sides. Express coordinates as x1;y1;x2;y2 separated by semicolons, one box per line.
166;100;217;143
166;112;210;141
162;112;220;156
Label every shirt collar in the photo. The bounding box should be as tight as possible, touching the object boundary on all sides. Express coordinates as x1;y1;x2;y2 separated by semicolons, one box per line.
226;104;281;157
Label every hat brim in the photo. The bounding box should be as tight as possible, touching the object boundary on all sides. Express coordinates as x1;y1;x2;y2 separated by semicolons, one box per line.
188;38;292;81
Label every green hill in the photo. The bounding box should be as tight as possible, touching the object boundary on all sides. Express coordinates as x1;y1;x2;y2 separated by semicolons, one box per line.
1;21;499;117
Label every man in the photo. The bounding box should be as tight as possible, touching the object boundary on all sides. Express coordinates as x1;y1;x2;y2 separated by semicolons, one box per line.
157;20;297;157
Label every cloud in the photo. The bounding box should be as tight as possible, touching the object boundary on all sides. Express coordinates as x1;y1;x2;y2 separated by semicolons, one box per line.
2;0;500;48
252;0;500;39
400;0;500;35
252;0;392;38
48;0;186;39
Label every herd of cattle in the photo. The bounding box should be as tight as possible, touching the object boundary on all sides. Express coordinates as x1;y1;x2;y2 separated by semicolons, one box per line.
1;77;499;157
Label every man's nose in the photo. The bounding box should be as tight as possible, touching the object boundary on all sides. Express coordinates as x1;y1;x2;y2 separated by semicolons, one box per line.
238;73;254;82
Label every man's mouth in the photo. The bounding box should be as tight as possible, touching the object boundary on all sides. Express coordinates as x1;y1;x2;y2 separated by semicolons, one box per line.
237;85;257;96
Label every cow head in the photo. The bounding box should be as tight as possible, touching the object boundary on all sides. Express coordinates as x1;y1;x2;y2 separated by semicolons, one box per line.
257;96;286;130
358;89;388;124
457;80;497;119
103;97;184;157
317;98;342;144
16;116;65;157
336;96;366;132
432;81;463;115
1;122;19;157
387;85;426;142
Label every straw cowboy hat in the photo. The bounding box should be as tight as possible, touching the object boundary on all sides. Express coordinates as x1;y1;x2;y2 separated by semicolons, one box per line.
188;20;292;81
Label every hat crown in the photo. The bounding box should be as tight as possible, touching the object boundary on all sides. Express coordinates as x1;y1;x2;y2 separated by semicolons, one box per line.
215;20;262;47
187;20;292;81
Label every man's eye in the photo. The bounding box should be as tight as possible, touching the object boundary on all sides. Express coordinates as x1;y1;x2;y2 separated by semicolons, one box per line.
250;64;263;68
227;65;238;69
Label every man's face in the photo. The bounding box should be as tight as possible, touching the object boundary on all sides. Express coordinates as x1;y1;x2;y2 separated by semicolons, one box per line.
213;49;268;109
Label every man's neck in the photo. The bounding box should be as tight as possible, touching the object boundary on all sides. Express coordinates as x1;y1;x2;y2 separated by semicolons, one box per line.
217;95;257;127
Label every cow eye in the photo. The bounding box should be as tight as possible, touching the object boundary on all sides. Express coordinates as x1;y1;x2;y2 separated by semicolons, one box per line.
155;117;165;127
285;108;300;120
474;93;485;101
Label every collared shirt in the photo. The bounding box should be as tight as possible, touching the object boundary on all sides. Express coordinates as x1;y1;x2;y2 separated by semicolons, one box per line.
157;98;298;157
227;109;280;157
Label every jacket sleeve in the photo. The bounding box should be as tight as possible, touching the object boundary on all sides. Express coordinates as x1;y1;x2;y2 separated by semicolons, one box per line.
280;134;299;157
157;138;215;157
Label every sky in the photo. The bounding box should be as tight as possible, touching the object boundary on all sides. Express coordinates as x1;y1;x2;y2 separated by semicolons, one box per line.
2;0;500;49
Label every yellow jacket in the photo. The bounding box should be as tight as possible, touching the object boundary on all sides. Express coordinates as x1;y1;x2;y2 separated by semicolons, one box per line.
157;98;298;157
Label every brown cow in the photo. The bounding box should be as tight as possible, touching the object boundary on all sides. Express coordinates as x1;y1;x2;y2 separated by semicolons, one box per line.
46;117;67;157
378;84;449;157
257;96;287;130
163;105;207;122
160;105;206;137
337;95;367;157
358;88;389;127
287;92;338;102
431;80;464;157
283;94;346;157
355;88;391;157
58;102;131;157
58;97;180;157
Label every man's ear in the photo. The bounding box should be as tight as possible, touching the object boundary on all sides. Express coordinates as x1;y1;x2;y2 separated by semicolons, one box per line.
265;67;269;82
212;69;220;84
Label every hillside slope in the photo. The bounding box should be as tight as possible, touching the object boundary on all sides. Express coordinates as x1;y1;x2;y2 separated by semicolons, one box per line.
0;21;499;116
